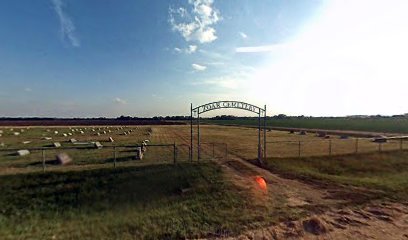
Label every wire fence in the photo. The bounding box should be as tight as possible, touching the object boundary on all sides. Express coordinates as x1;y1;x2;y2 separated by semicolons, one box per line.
266;138;407;158
0;142;229;173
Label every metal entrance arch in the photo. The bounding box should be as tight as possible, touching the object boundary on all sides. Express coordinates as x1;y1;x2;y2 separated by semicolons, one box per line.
190;101;267;164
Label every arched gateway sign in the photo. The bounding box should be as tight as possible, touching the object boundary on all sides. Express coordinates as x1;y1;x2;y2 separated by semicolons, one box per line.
190;101;267;164
196;101;264;115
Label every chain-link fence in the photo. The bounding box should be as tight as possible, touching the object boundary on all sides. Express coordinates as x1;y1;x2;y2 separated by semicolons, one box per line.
266;138;407;158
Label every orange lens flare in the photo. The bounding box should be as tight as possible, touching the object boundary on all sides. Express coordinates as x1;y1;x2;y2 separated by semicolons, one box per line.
255;176;267;190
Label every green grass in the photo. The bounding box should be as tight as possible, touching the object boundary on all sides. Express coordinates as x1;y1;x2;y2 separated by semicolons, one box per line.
264;151;408;200
207;117;408;133
0;162;288;239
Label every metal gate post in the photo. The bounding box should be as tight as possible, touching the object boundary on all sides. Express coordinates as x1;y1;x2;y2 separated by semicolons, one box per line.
197;113;200;161
190;103;193;162
263;105;266;161
258;111;261;164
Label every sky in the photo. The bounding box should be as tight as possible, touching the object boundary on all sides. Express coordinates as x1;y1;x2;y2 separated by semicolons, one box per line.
0;0;407;117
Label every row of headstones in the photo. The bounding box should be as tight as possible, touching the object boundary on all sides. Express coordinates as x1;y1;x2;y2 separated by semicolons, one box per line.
0;128;29;137
0;126;139;138
13;136;117;156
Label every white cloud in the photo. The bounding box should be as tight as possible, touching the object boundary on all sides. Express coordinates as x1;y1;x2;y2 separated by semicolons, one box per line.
51;0;80;47
239;32;248;39
235;43;289;53
113;97;127;105
191;63;207;71
174;45;197;54
187;45;197;53
169;0;221;43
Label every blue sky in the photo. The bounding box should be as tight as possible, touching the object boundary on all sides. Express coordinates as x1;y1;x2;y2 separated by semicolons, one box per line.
0;0;407;117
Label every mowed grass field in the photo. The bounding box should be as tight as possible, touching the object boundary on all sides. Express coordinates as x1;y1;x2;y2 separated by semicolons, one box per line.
264;151;408;201
207;117;408;134
1;124;408;239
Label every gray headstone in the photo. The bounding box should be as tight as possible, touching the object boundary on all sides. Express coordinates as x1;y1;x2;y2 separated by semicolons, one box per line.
63;133;68;137
109;137;114;142
135;147;143;160
68;133;72;136
54;142;61;148
0;130;3;134
70;138;77;143
17;150;30;156
54;131;59;135
13;132;20;136
22;141;31;144
56;153;72;165
0;142;5;147
94;141;103;149
43;137;52;140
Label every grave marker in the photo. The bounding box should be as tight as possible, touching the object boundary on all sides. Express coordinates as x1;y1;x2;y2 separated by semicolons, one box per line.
17;150;30;156
56;153;72;165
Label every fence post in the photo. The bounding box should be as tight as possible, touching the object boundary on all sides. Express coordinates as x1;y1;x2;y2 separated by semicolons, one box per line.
173;143;176;164
42;149;46;172
298;141;301;158
113;146;117;168
212;143;215;159
355;138;359;153
189;146;191;162
225;144;228;161
329;140;332;156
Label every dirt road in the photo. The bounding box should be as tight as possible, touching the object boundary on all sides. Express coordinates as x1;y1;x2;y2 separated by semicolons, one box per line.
162;126;408;239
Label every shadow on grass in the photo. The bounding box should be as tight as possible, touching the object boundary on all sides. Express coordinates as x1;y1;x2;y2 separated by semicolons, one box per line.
0;162;202;217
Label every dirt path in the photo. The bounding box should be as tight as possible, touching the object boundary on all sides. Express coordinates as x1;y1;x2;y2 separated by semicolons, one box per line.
162;126;408;239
